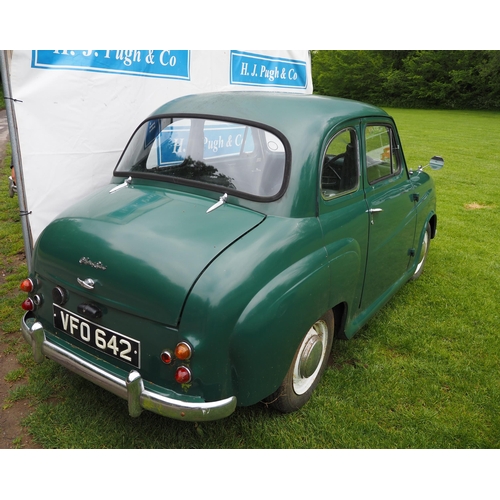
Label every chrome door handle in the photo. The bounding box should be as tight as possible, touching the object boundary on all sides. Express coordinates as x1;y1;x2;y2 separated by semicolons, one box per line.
77;277;95;290
366;208;383;225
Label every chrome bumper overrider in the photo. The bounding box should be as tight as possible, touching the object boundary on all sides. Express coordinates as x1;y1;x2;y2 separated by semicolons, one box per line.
21;312;237;421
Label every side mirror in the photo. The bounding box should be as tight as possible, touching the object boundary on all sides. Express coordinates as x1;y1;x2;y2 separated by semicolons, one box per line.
410;155;444;175
429;156;444;170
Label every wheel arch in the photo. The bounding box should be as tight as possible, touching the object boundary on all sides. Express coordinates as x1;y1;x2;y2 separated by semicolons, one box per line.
429;213;438;239
229;255;331;406
332;302;349;340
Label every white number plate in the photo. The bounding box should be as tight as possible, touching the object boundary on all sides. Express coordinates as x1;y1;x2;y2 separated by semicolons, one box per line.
53;304;140;368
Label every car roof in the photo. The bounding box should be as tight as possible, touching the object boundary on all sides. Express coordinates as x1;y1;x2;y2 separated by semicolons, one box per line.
150;91;389;136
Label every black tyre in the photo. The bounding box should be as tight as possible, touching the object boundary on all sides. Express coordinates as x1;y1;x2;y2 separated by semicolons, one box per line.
264;310;334;413
411;223;431;281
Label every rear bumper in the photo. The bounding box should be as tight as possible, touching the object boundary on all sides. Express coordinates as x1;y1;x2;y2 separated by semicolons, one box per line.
21;312;237;422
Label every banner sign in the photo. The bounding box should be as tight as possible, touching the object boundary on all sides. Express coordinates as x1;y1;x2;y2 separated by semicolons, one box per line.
7;50;312;245
230;50;308;89
31;50;190;80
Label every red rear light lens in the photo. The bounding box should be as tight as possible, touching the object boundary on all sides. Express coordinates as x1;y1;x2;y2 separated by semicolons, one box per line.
175;342;192;360
21;298;35;311
160;350;173;364
175;366;192;384
20;279;34;293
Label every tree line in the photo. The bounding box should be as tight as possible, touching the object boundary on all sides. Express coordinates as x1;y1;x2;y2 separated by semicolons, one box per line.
312;51;500;110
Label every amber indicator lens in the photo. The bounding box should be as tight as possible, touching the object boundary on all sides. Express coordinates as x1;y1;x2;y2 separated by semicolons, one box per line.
175;342;192;360
160;350;173;364
175;366;192;384
21;298;35;311
20;279;34;293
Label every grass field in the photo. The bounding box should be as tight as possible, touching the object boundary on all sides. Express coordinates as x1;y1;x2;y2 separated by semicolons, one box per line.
1;107;499;450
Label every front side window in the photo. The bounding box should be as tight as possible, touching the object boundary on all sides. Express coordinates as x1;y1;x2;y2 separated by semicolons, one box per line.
365;125;400;184
321;128;359;199
115;117;287;199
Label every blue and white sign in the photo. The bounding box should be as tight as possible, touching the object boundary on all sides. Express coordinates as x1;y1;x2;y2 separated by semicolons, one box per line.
157;124;190;166
230;51;308;89
32;50;190;80
157;122;254;165
203;123;254;159
7;50;311;246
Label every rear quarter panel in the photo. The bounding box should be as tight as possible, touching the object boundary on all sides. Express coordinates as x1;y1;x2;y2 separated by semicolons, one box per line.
179;215;330;406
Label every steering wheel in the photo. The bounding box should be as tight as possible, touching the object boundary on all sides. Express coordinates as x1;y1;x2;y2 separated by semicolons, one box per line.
324;153;345;179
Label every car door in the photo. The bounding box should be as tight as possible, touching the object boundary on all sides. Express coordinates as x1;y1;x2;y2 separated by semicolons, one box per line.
318;124;370;314
360;121;417;310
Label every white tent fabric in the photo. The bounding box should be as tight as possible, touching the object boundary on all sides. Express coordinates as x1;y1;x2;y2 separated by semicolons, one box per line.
7;50;312;247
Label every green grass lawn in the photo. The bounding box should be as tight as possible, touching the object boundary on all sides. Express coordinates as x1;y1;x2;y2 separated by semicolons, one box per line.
1;108;499;449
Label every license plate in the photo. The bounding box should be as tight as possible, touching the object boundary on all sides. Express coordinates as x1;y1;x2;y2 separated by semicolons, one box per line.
53;304;140;368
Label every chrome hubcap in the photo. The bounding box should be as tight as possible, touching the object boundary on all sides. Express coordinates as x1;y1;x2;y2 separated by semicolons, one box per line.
298;336;323;379
292;320;328;395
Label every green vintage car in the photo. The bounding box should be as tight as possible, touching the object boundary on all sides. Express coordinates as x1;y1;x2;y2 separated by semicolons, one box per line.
20;92;443;421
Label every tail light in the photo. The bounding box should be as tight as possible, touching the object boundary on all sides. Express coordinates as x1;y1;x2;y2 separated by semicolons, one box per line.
174;341;192;360
20;278;35;311
20;279;34;293
161;350;173;364
161;342;193;364
20;277;43;311
175;366;192;384
161;342;193;385
21;298;35;311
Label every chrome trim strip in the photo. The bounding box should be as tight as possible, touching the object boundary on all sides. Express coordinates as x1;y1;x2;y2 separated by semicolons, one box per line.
21;312;237;422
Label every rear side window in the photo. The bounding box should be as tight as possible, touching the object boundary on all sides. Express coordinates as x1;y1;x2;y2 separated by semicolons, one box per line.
365;125;401;184
321;128;359;200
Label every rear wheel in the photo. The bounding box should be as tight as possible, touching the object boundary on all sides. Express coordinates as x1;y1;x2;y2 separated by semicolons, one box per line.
264;310;334;413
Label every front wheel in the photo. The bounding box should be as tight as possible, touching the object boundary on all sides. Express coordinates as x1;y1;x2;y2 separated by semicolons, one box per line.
264;310;334;413
411;223;431;281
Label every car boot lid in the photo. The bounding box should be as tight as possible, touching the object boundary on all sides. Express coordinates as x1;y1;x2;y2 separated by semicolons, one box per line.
34;183;265;326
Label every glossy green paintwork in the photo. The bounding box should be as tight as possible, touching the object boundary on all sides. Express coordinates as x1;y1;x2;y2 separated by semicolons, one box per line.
36;185;264;327
27;92;438;410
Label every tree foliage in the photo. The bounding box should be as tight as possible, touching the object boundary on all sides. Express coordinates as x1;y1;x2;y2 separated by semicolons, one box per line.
312;50;500;110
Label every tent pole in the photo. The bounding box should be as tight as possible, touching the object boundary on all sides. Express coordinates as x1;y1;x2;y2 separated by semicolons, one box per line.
1;50;33;272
